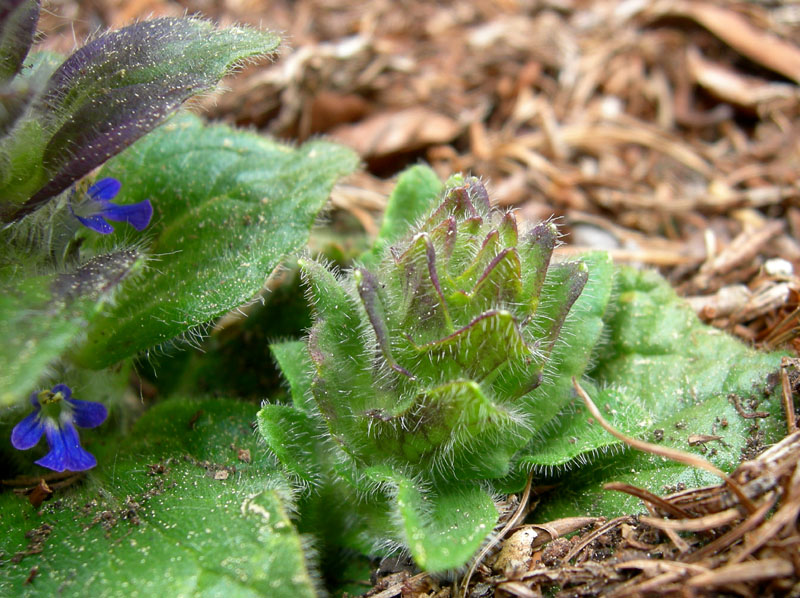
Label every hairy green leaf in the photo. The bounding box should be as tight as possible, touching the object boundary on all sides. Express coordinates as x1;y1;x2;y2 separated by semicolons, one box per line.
0;249;143;407
0;399;318;598
271;340;315;412
360;164;443;269
530;265;785;516
365;467;498;573
72;113;358;368
262;167;785;574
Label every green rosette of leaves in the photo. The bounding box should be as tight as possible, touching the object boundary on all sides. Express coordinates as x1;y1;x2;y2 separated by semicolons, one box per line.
259;167;785;574
308;176;588;479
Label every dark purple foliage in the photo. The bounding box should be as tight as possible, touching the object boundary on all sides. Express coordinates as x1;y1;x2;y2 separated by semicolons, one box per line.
0;0;39;83
8;17;267;221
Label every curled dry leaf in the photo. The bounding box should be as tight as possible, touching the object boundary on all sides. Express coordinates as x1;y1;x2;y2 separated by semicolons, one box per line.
329;107;462;158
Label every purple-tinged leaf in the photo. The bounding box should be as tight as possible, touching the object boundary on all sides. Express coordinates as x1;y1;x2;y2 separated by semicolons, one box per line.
2;17;280;220
530;261;589;358
355;267;414;379
22;79;202;216
394;233;451;342
518;221;558;310
0;0;39;83
51;248;142;301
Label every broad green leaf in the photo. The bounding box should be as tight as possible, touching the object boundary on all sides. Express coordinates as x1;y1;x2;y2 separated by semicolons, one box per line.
365;467;498;573
535;390;785;519
360;164;443;269
139;271;312;401
0;18;281;219
72;113;358;368
0;398;318;598
530;266;785;516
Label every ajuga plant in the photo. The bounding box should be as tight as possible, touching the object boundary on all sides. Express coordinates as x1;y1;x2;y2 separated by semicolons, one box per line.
1;4;358;595
259;166;786;576
0;0;358;410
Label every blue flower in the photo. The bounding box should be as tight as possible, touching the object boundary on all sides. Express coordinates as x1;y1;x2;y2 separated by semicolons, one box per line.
11;384;108;472
69;177;153;234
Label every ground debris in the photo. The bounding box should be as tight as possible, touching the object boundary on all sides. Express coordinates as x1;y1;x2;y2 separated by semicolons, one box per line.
363;429;800;597
452;429;800;598
40;0;800;348
10;523;53;564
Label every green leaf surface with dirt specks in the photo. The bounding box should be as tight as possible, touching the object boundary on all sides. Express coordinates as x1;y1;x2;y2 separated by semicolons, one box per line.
71;112;358;369
524;266;786;517
0;399;319;598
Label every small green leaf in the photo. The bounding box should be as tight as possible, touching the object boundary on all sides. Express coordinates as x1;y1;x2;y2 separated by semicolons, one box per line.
360;164;442;269
71;113;358;368
0;399;319;598
258;404;323;486
271;340;314;412
365;467;498;573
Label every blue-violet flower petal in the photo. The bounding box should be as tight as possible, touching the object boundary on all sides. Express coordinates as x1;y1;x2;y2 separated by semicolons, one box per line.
10;410;44;450
87;178;122;201
69;399;109;428
75;213;115;234
100;199;153;231
10;385;108;472
70;177;153;234
36;421;97;472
